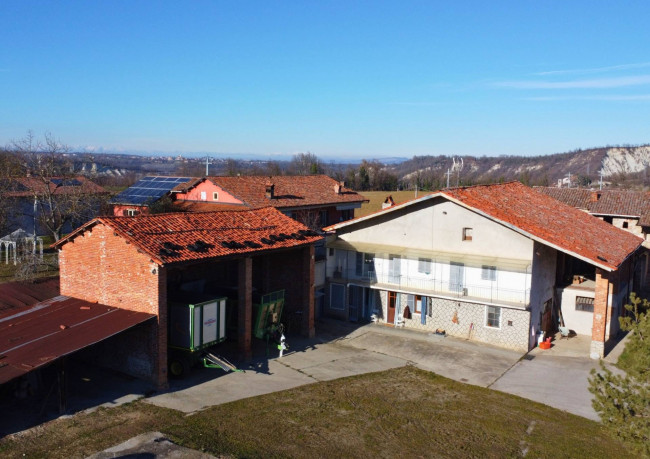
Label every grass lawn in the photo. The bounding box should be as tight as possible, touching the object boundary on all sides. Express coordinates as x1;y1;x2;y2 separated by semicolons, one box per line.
0;367;634;458
356;190;433;218
0;252;59;284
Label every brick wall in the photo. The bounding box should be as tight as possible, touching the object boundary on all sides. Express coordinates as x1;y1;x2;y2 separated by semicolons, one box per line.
590;268;609;359
59;223;168;387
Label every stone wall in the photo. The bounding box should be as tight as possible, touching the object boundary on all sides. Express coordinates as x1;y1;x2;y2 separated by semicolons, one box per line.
376;290;530;352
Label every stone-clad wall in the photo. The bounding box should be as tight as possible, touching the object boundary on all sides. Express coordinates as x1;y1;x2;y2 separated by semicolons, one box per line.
375;290;530;352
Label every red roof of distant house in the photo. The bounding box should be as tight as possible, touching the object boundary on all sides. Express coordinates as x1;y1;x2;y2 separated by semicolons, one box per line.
536;187;650;223
54;207;322;265
4;176;108;197
326;182;643;271
206;175;367;209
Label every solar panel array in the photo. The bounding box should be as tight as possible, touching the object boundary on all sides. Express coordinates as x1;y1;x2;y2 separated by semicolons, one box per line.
110;176;192;205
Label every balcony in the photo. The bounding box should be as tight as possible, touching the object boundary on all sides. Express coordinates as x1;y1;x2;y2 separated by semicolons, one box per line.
332;268;530;307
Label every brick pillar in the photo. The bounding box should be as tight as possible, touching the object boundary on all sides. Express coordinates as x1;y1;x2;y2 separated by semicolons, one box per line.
590;268;609;359
155;266;168;390
238;257;253;361
301;245;315;338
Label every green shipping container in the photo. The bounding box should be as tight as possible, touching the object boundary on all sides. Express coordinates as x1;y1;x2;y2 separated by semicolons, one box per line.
169;297;227;352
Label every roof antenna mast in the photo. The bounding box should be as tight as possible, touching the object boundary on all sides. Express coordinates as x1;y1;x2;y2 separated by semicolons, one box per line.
205;156;212;176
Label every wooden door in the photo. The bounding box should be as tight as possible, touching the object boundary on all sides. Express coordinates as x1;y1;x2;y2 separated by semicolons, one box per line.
387;291;396;324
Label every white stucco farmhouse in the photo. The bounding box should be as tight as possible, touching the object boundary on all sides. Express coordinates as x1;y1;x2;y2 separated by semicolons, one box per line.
323;182;643;358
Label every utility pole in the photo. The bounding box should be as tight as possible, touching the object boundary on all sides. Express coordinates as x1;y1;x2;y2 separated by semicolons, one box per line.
446;168;451;188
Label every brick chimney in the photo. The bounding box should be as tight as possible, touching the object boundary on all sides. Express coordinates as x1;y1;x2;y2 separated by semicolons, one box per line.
265;182;275;199
591;191;602;202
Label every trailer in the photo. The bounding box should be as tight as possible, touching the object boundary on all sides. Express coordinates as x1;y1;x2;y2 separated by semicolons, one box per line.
168;296;235;377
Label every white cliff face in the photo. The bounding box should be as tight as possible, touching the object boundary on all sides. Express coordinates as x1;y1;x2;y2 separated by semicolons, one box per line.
601;146;650;176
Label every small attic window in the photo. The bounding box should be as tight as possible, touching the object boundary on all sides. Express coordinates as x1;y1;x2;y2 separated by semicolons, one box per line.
622;221;629;229
462;228;473;241
213;192;219;201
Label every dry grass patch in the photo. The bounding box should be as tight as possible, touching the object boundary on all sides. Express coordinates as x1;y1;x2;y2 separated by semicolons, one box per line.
355;190;433;218
0;367;637;458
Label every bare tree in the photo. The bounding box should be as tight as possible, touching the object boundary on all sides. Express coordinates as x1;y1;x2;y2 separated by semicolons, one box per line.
9;132;109;241
289;152;323;175
0;150;22;234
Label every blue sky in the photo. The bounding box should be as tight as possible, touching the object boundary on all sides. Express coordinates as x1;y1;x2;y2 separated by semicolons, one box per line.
1;1;649;159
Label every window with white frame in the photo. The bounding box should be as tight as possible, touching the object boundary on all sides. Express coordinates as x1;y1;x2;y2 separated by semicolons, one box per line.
213;191;219;201
126;209;137;217
418;258;432;274
414;295;422;313
200;191;207;201
481;265;496;281
485;306;501;328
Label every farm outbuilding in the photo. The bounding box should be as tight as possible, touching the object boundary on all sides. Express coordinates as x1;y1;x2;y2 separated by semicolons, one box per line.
53;208;321;388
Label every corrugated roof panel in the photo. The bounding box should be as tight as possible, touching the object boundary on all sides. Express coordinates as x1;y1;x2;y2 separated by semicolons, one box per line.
0;296;155;384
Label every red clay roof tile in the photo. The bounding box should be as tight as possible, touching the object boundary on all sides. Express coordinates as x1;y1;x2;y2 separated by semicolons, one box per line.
327;182;642;271
4;176;108;197
207;175;367;209
54;207;321;265
536;186;650;221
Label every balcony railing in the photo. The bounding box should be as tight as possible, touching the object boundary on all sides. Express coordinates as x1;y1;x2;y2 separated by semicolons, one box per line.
333;268;529;306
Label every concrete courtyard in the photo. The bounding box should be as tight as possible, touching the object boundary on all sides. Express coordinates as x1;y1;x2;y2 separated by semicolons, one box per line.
145;319;610;421
1;317;614;440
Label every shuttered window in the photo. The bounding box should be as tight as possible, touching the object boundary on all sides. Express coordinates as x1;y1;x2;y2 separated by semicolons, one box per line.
575;296;594;312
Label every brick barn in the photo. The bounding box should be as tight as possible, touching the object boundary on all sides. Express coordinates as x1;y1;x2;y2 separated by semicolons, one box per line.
54;207;321;388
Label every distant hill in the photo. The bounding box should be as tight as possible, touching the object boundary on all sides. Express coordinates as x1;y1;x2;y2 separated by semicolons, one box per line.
387;145;650;189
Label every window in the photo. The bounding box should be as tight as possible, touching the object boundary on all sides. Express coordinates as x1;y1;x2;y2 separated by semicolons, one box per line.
340;209;353;221
418;258;432;274
485;306;501;328
126;209;137;217
389;255;401;282
462;227;473;241
200;191;207;201
355;252;374;277
320;210;329;227
575;296;594;313
481;265;496;281
622;221;629;229
355;252;363;276
315;241;326;261
414;295;422;313
212;192;219;201
330;284;345;311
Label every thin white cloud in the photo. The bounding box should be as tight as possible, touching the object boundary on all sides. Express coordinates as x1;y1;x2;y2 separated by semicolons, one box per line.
523;94;650;101
496;75;650;89
536;62;650;76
